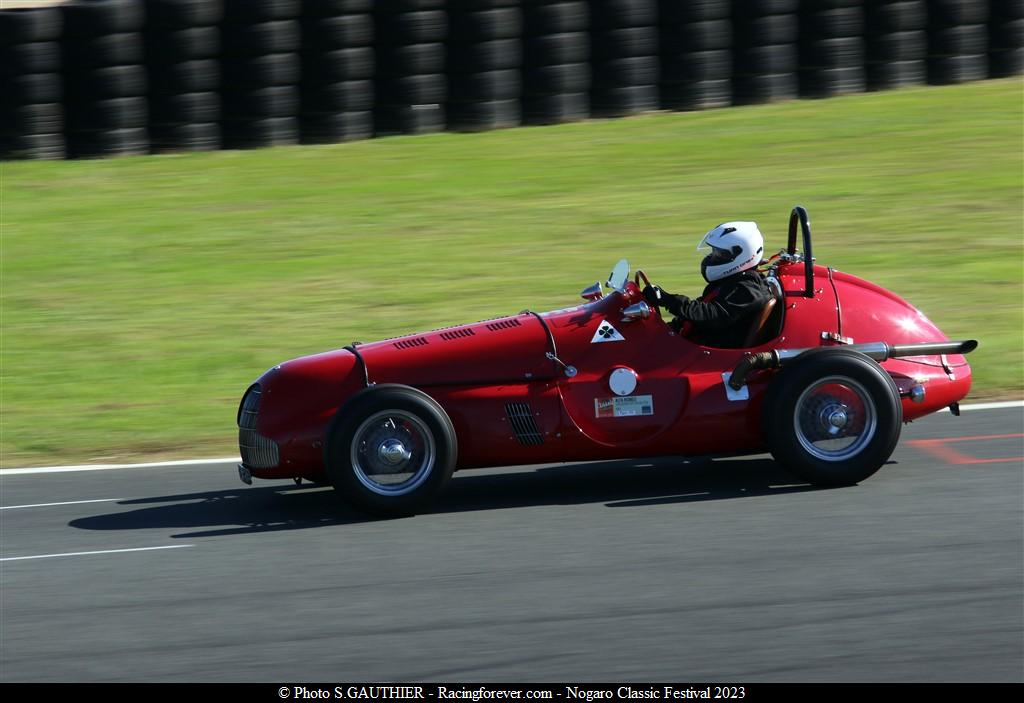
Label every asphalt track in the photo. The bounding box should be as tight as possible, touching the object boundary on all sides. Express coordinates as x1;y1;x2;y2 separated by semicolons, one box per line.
1;406;1022;683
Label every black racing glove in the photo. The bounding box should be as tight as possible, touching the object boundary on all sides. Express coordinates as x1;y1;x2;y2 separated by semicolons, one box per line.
643;284;667;307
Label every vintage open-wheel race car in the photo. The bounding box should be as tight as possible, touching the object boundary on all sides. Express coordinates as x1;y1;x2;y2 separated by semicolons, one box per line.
236;207;977;515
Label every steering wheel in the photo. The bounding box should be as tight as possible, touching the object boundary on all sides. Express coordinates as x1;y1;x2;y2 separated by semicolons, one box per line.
633;269;661;319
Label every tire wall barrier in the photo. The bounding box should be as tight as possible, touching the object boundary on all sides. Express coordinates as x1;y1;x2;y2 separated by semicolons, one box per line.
0;0;1018;160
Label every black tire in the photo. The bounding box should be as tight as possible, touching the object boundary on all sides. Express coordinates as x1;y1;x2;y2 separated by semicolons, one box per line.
223;85;300;117
591;25;658;59
161;120;216;147
734;44;796;74
524;32;589;65
374;102;445;134
732;72;798;104
523;91;589;123
865;0;927;32
660;78;731;110
6;73;62;104
222;53;301;87
800;36;864;68
0;42;60;76
866;58;927;88
589;0;657;29
591;83;659;116
222;115;299;148
0;132;65;160
449;69;521;101
927;53;988;82
800;6;864;38
662;49;733;81
990;18;1024;50
376;42;445;75
222;20;301;55
0;7;62;44
866;30;927;61
324;385;457;515
926;0;989;26
524;2;589;35
0;102;63;135
593;55;658;86
68;96;148;129
68;126;150;158
147;59;219;92
377;72;446;103
660;19;732;52
449;8;523;41
799;65;866;96
150;91;220;123
61;0;145;38
303;46;375;81
301;0;374;18
66;65;147;99
930;24;989;55
64;32;144;67
746;0;800;14
302;79;374;111
447;98;522;131
144;0;225;29
223;0;301;23
303;13;374;49
299;109;373;142
991;0;1024;21
988;47;1023;76
523;62;591;93
659;0;731;24
375;10;447;45
733;14;798;45
144;26;220;63
448;39;523;70
763;350;901;486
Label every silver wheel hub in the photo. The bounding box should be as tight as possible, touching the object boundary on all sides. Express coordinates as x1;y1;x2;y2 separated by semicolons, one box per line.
794;376;877;462
377;438;412;467
822;404;849;434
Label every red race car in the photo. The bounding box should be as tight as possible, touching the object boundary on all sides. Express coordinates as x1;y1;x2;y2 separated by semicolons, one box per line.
237;207;977;514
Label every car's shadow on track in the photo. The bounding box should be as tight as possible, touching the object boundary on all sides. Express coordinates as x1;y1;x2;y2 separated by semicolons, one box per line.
69;455;837;538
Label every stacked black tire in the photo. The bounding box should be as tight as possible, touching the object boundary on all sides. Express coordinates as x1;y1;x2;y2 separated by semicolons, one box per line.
732;0;799;104
299;0;375;144
927;0;989;83
447;0;524;132
221;0;301;148
798;0;865;97
62;0;149;158
145;0;223;152
588;0;659;117
374;0;448;135
989;0;1024;77
1;6;65;160
522;1;591;124
864;1;928;90
658;0;732;111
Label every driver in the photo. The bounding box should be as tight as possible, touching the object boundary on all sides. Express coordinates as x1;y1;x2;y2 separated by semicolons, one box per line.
642;221;772;348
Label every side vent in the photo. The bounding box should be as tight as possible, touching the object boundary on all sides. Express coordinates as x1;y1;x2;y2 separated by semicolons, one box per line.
486;318;522;332
393;337;429;350
439;328;475;341
505;402;544;446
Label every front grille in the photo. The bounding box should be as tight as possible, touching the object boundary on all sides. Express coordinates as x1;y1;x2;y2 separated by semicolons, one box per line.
238;384;279;469
506;402;544;446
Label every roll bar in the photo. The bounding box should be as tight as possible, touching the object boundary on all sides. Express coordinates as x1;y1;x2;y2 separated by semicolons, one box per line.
787;206;814;298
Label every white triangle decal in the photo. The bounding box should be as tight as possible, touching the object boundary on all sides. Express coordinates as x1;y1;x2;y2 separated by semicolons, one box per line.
591;320;625;343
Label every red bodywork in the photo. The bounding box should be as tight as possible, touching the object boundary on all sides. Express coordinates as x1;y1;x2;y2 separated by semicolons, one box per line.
242;259;972;482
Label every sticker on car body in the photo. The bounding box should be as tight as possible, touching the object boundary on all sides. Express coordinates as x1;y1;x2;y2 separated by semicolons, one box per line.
591;320;625;343
595;395;653;418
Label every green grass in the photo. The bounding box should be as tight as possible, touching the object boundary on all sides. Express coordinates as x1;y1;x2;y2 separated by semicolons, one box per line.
2;79;1022;467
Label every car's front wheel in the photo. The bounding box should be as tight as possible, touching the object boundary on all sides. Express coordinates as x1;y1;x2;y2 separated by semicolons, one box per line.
324;385;457;515
764;349;902;486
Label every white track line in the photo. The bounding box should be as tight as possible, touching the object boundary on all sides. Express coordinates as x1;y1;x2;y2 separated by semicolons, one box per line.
0;544;194;562
0;498;123;510
1;401;1020;476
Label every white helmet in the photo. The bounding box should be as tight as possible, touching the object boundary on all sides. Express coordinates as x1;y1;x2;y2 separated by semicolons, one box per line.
697;221;764;282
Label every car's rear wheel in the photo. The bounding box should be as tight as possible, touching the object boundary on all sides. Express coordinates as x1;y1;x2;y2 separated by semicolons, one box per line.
324;385;456;515
764;349;901;485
